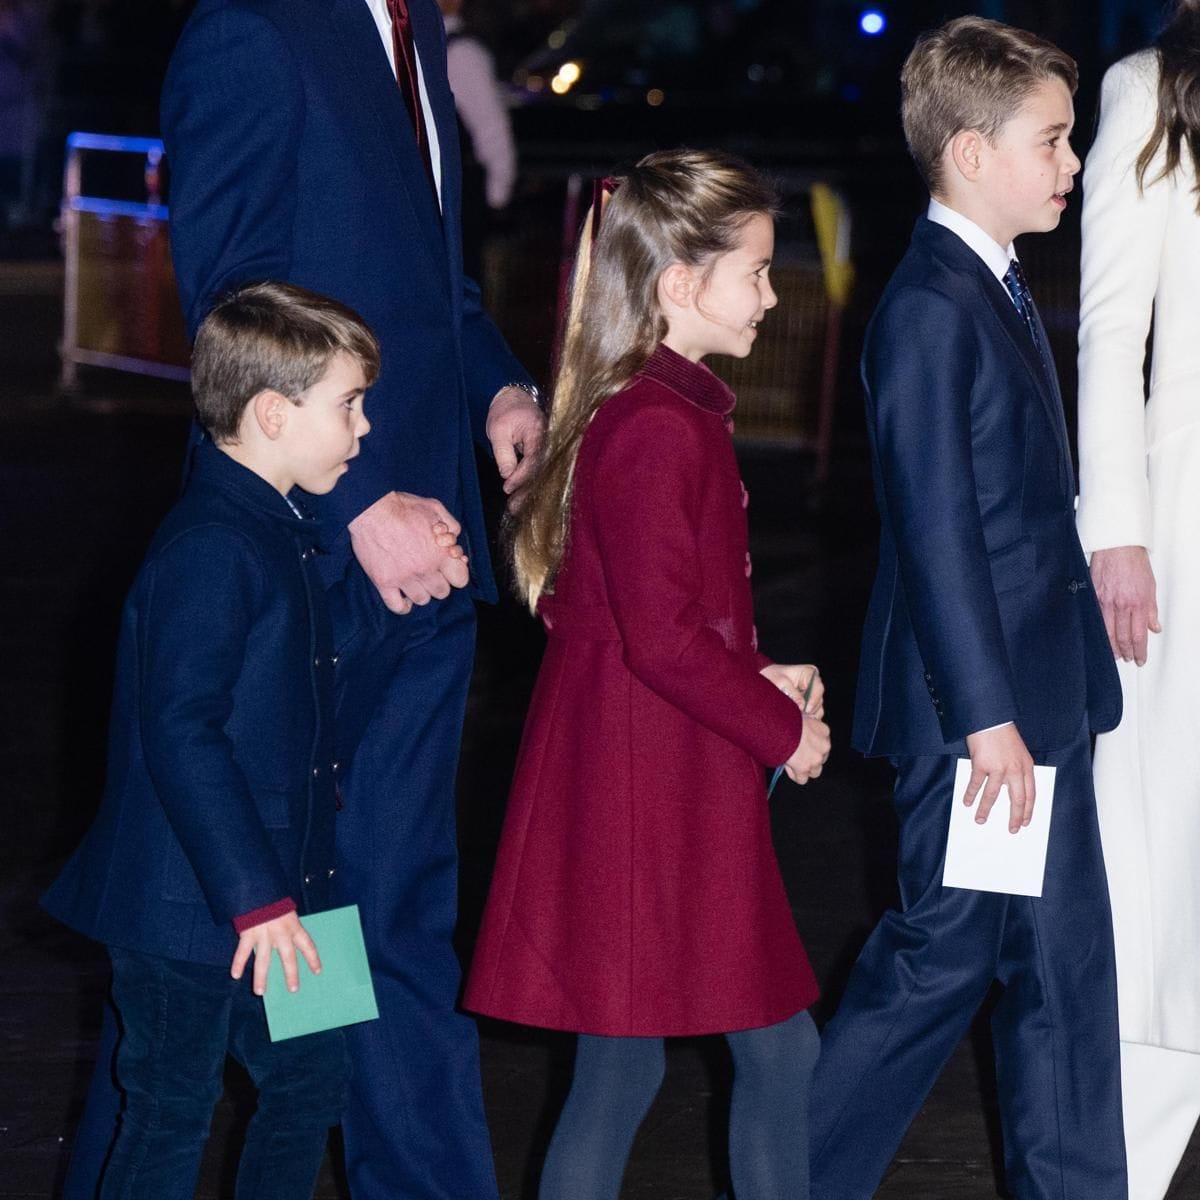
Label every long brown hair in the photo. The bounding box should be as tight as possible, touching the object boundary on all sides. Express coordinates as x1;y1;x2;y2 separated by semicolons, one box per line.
1136;0;1200;208
509;149;778;612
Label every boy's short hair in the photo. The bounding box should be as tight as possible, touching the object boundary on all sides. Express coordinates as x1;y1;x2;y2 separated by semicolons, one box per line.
191;281;381;441
901;16;1079;196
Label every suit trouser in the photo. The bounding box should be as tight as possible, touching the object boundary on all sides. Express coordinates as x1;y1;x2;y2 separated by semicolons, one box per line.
810;724;1126;1200
1122;1042;1200;1200
333;586;498;1200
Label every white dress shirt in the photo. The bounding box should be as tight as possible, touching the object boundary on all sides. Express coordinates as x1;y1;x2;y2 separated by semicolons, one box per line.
926;198;1017;282
362;0;443;209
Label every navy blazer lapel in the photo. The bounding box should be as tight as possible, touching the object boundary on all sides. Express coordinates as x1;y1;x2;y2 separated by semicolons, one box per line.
409;0;462;265
917;221;1071;489
325;0;448;269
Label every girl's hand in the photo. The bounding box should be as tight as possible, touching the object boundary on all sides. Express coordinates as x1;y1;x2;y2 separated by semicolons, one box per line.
783;714;831;785
760;663;825;718
230;912;321;996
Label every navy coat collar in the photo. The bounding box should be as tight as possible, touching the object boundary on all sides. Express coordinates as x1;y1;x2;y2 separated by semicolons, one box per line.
191;437;328;548
911;217;1072;483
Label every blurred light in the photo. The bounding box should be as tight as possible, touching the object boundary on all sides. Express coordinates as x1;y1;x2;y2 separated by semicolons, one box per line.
526;74;545;92
551;75;571;95
860;9;886;35
548;29;566;49
558;61;582;85
646;88;665;107
747;63;765;84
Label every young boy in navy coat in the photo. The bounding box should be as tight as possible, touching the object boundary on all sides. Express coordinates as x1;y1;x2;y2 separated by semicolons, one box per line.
44;282;378;1199
809;18;1127;1200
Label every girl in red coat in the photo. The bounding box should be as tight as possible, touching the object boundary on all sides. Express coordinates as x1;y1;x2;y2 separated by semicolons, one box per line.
464;149;832;1199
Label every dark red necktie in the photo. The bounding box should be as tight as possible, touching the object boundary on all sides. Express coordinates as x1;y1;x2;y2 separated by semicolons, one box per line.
385;0;436;189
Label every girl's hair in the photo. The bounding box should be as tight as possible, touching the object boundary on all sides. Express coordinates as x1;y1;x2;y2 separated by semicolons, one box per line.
510;148;778;612
1136;0;1200;209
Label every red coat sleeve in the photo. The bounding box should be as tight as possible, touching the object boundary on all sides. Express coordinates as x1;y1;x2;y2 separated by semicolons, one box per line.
589;400;804;767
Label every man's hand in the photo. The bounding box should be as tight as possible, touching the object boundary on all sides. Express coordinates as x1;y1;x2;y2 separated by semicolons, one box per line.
760;663;825;719
1090;545;1160;666
783;714;831;785
485;386;545;509
231;911;320;996
963;724;1035;833
349;491;470;614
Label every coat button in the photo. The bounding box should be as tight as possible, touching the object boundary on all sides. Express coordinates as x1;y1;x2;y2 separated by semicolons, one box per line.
327;868;336;878
1067;579;1086;594
304;873;314;885
312;766;320;778
331;654;339;666
331;761;340;774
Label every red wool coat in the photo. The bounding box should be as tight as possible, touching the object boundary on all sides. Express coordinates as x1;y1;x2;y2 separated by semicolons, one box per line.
464;344;820;1036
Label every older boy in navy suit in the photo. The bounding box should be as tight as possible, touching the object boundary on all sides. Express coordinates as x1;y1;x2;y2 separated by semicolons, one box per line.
809;19;1127;1200
44;283;380;1199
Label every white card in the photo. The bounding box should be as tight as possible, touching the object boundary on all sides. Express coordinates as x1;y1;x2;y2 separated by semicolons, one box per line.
942;759;1057;897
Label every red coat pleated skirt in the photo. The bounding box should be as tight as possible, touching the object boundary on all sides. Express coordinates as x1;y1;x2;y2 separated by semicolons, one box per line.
464;347;820;1036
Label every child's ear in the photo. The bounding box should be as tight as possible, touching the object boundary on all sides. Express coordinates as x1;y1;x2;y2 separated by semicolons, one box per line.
658;262;698;310
947;129;986;184
250;389;289;440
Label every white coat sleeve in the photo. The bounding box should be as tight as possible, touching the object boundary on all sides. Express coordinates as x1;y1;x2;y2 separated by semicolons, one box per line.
1077;54;1167;555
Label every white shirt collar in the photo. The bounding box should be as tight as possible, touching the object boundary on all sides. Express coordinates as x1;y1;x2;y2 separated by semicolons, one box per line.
926;198;1016;282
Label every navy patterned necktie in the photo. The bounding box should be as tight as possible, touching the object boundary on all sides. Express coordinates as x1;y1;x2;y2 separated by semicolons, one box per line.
1003;259;1040;348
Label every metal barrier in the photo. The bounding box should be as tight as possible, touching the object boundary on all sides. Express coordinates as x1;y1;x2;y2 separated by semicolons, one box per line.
60;133;190;390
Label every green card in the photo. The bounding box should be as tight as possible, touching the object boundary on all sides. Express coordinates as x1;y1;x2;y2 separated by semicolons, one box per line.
262;904;379;1042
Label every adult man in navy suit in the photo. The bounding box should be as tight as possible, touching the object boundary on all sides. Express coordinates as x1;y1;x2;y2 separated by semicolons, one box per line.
63;2;542;1197
808;19;1127;1200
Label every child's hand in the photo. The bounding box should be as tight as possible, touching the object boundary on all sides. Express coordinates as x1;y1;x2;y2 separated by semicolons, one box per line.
783;714;831;785
432;520;468;564
760;663;825;719
230;911;321;996
963;724;1035;833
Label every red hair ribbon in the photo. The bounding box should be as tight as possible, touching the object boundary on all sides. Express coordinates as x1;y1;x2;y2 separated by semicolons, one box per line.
590;175;621;244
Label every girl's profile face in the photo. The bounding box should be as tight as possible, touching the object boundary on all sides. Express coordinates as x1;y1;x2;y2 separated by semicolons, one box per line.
665;213;778;362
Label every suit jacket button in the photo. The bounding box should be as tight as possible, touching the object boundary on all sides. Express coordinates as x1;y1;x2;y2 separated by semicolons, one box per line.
327;868;336;878
331;654;339;666
304;873;314;885
312;766;320;778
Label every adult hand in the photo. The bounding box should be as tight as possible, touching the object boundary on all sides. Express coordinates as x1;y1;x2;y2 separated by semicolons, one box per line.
230;911;320;996
485;386;545;510
349;491;470;614
963;723;1035;833
1090;545;1160;666
760;663;825;719
782;714;831;785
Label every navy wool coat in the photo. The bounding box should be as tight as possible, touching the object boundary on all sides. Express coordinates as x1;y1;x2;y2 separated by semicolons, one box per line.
44;442;341;968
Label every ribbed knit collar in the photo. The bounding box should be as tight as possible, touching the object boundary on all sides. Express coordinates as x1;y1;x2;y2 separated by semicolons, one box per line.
637;342;737;418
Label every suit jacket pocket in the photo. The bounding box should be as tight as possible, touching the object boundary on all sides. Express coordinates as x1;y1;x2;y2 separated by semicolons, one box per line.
988;536;1036;594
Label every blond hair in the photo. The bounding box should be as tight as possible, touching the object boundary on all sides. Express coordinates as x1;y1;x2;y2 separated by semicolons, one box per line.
901;16;1078;195
191;281;381;442
510;149;777;612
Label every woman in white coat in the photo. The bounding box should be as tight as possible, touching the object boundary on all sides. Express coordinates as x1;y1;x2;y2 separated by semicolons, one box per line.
1077;3;1200;1195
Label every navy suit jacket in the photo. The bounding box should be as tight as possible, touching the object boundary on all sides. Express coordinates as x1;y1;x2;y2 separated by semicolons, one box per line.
44;443;339;968
852;218;1121;760
160;0;532;602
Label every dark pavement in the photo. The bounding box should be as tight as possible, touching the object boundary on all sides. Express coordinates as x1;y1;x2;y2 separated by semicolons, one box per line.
1;260;1196;1198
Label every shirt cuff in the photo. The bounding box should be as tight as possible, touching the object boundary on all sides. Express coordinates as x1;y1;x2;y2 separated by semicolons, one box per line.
232;897;297;934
